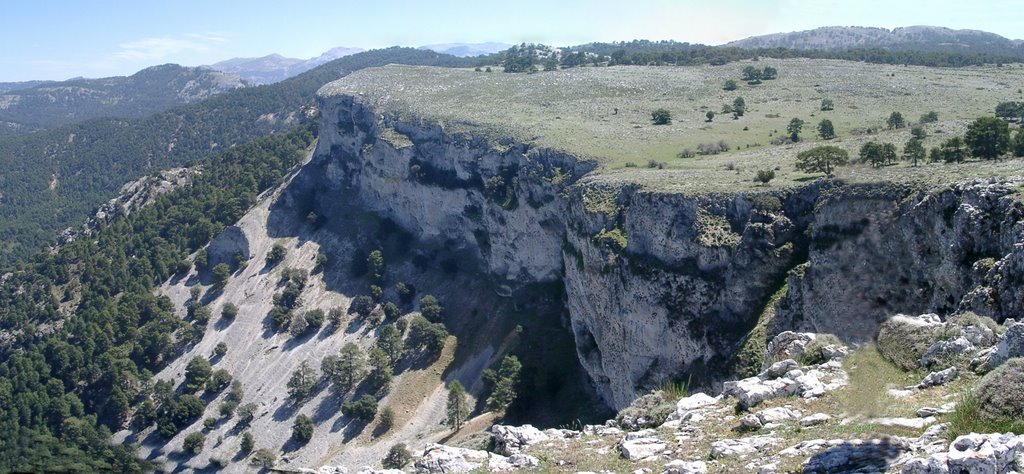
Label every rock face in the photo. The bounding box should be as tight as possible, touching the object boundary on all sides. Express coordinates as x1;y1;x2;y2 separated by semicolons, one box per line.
490;424;549;455
415;444;539;472
313;87;1024;409
902;432;1024;474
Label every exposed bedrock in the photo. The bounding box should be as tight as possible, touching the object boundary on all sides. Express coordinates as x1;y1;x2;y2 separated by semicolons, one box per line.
312;90;1024;410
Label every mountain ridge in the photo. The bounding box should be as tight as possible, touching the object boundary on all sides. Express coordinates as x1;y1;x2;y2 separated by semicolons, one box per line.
0;64;248;132
209;47;365;85
726;25;1024;56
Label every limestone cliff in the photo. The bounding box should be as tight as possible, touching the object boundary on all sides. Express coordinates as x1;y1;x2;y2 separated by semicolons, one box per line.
311;88;1024;411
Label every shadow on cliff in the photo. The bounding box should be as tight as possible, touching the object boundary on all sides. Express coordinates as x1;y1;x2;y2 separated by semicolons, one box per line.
257;146;611;429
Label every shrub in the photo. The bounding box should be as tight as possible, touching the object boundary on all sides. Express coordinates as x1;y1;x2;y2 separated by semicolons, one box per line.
615;390;676;430
378;407;396;433
212;263;231;287
292;414;314;444
184;357;212;393
651;108;672;125
328;306;345;327
305;309;325;329
239;431;254;454
221;302;238;321
205;369;232;394
183;432;205;455
418;295;443;321
218;400;238;418
755;169;775;185
677;149;695;158
266;243;286;264
975;358;1024;422
251;449;276;468
213;342;228;357
288;311;310;337
350;295;374;317
751;194;782;212
949;358;1024;437
876;316;943;371
383;443;412;469
237;403;257;425
343;394;378;421
723;79;738;91
820;98;834;111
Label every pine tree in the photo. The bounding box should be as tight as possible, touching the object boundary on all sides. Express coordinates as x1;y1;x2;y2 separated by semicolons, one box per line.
445;380;470;431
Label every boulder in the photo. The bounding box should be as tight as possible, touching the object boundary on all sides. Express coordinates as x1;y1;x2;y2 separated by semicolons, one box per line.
981;322;1024;370
491;424;549;455
918;367;958;389
415;444;516;473
756;407;801;424
663;459;708;474
946;433;1022;473
921;336;975;368
619;437;666;461
800;413;832;427
674;392;719;411
764;332;816;364
710;436;780;459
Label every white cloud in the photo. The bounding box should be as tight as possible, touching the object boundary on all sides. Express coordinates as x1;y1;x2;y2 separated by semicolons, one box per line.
112;33;227;61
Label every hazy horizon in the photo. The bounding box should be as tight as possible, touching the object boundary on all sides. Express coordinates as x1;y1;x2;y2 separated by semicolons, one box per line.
1;0;1021;82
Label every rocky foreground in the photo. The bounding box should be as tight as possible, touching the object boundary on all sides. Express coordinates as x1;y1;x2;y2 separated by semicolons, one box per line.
304;316;1024;473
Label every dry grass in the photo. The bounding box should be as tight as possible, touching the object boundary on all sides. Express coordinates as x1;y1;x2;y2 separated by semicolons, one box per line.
323;60;1024;193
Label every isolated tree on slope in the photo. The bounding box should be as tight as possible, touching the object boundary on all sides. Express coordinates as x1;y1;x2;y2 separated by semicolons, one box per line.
446;380;470;431
817;119;835;140
787;118;805;142
964;116;1010;160
796;146;849;177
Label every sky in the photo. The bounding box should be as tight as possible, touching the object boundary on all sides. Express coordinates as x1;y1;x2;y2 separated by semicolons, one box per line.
1;0;1021;82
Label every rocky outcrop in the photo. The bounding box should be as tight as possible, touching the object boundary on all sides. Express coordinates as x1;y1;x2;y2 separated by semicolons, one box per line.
313;85;1024;410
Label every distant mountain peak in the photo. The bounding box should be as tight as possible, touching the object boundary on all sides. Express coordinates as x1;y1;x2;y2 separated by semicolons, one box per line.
209;46;364;85
417;42;512;57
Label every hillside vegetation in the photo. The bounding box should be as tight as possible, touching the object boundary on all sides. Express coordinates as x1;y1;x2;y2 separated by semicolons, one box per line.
0;48;473;268
0;64;248;132
326;59;1024;193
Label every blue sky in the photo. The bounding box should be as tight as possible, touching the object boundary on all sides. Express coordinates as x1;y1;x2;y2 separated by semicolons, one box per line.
1;0;1021;81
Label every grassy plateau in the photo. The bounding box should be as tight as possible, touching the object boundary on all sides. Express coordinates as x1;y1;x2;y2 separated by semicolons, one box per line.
322;59;1024;193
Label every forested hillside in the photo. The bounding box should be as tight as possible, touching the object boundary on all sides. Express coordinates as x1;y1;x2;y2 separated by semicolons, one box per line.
0;125;314;472
0;64;248;132
0;48;472;268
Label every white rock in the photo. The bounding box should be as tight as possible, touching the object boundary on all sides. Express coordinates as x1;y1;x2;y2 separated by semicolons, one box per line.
981;321;1024;369
662;459;708;474
491;424;549;455
800;413;832;427
870;416;937;430
946;433;1024;474
675;392;719;411
901;453;950;474
620;437;667;461
710;436;779;459
921;336;974;368
917;367;958;389
756;407;801;424
739;414;763;430
764;331;816;363
415;444;515;473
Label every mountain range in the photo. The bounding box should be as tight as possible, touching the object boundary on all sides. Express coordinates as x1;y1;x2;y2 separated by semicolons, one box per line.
727;25;1024;56
209;43;509;85
209;46;364;85
0;64;247;133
